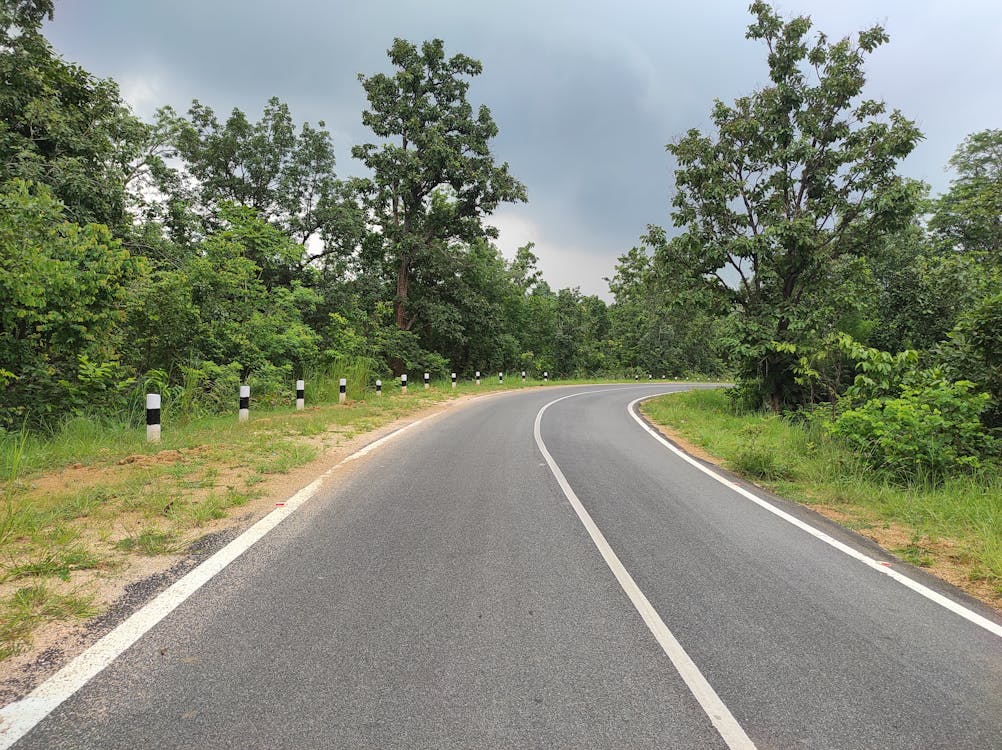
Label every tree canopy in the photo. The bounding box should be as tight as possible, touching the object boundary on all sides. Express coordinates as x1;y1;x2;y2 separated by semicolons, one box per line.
1;0;999;479
666;0;923;409
353;38;527;340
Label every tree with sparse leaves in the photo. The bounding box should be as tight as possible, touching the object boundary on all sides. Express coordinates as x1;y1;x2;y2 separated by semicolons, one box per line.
666;1;922;410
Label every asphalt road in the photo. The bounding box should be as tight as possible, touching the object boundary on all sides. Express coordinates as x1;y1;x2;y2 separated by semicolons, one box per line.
7;385;1002;748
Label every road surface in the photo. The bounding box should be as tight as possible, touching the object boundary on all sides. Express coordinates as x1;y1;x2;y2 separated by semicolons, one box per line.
4;385;1001;749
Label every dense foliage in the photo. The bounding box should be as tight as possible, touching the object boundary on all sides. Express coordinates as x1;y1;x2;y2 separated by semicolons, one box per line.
1;1;999;483
619;3;998;482
0;7;645;431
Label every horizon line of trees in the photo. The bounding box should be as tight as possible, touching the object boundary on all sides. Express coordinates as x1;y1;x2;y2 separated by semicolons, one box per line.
2;0;1000;482
1;1;648;431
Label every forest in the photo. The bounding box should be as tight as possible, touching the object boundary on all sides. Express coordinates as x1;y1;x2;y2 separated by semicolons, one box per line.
1;0;1000;484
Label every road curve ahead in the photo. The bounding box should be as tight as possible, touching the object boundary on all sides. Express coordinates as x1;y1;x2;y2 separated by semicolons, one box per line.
6;385;1002;749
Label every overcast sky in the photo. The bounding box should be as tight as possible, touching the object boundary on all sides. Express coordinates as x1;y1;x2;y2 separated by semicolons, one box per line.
45;1;1002;299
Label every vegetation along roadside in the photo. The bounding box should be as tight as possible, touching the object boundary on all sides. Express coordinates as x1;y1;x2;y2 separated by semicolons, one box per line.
642;389;1002;611
0;376;686;696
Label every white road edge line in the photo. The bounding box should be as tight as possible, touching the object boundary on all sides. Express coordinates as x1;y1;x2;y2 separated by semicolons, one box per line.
628;395;1002;640
0;417;427;749
534;390;757;750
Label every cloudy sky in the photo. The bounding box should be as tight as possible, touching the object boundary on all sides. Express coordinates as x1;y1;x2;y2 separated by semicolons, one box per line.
45;1;1002;299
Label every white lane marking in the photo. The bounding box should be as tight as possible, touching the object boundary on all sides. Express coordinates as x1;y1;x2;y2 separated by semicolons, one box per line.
534;391;757;750
343;418;425;462
0;419;425;748
627;396;1002;640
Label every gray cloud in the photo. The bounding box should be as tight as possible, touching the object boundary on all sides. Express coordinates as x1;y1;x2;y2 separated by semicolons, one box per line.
45;0;1002;297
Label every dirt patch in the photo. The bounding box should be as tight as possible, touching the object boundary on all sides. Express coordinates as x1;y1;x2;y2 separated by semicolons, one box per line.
23;445;215;500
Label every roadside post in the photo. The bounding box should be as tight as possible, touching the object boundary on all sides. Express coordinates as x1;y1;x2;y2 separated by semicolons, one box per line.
239;385;250;422
146;394;161;443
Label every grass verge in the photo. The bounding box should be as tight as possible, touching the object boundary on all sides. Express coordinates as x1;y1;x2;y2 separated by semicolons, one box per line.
641;388;1002;606
0;376;703;662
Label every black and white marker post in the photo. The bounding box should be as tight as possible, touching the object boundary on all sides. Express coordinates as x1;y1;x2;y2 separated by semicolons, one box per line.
401;373;408;394
499;371;504;384
475;371;481;386
521;370;526;382
239;385;250;422
146;393;161;443
296;379;305;410
543;371;548;383
376;379;382;397
451;372;457;389
339;378;347;404
424;372;430;390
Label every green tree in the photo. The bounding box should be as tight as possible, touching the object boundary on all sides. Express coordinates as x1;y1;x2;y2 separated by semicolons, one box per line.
938;293;1002;430
0;1;140;231
124;204;321;380
147;98;365;282
0;0;52;35
861;224;987;353
353;38;527;362
608;234;725;377
930;129;1002;264
667;2;922;410
0;180;136;426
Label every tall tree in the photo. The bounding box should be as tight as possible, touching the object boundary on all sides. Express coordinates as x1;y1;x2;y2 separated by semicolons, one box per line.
0;0;139;231
608;235;724;377
353;38;527;352
146;99;364;281
667;1;922;409
0;180;136;427
930;129;1002;264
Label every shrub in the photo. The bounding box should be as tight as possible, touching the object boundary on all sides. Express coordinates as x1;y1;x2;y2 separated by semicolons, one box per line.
830;379;996;481
733;420;793;480
939;292;1002;429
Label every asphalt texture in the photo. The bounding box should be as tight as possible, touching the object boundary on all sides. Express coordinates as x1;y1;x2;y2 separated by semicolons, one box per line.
11;385;1002;749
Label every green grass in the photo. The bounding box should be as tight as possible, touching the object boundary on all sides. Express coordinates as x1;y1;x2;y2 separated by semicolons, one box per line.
892;542;936;568
115;527;181;556
252;442;317;475
641;389;1002;595
4;545;102;582
181;494;230;526
0;585;97;659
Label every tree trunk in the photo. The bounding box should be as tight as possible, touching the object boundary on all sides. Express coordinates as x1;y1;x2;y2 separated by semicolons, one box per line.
389;257;410;377
394;257;409;330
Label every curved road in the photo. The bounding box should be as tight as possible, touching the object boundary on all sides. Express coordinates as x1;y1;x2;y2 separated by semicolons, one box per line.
4;385;1001;748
